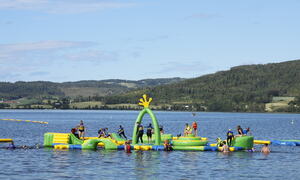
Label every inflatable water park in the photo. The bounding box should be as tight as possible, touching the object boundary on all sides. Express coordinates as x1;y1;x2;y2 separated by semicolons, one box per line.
40;95;300;152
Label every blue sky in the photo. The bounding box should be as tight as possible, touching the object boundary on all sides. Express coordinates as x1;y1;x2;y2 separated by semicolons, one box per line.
0;0;299;82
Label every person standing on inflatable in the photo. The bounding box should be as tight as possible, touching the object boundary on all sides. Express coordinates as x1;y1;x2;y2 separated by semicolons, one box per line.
226;129;234;146
192;121;198;136
136;122;144;144
77;120;85;139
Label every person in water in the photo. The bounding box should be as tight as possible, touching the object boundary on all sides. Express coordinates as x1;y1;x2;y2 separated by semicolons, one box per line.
146;123;153;143
222;142;229;153
261;144;270;154
184;123;192;136
124;140;131;153
192;121;198;136
77;120;85;139
236;125;244;136
71;128;79;139
136;122;144;143
118;125;127;139
164;140;172;151
226;129;234;146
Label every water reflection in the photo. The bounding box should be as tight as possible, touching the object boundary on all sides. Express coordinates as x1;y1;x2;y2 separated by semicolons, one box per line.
134;151;161;179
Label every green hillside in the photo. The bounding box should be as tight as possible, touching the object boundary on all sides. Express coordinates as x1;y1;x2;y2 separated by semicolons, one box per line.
1;60;300;112
0;78;183;99
105;60;300;112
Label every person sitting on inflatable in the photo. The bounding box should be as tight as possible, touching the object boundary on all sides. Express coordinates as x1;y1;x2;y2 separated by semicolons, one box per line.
236;125;244;136
71;128;79;139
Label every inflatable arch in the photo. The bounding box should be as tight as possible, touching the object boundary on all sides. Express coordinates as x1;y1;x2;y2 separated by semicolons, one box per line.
132;95;161;145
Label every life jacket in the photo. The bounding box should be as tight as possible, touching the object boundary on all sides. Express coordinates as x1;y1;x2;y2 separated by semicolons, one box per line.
78;125;84;131
192;122;197;129
138;125;144;131
227;131;233;136
125;144;131;153
119;128;124;133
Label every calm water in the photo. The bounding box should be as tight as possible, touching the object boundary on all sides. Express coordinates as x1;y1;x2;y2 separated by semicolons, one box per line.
0;110;300;179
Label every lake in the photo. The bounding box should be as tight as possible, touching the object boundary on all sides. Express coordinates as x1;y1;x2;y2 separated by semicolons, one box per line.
0;110;300;179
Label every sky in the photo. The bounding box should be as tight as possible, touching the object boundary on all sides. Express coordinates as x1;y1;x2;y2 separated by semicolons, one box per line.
0;0;300;82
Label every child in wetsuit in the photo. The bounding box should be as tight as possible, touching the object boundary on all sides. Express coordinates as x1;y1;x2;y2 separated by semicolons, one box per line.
118;125;127;139
147;123;153;143
136;123;144;143
227;129;234;146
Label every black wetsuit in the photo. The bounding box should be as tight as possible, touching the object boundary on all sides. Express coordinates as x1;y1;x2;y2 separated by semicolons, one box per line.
137;125;144;143
227;131;234;146
118;127;127;139
147;125;153;138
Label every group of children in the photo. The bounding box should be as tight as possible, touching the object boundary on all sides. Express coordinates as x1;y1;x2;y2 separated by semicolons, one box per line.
183;121;198;136
70;121;270;154
135;122;164;144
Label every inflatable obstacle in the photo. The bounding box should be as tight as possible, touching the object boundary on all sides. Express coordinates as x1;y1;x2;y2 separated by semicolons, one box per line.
0;119;48;124
44;132;126;150
0;139;13;143
254;139;300;146
43;95;256;152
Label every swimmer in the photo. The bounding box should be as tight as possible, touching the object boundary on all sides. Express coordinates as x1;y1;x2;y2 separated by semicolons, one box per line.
261;144;270;154
222;142;229;153
164;140;172;151
124;141;131;153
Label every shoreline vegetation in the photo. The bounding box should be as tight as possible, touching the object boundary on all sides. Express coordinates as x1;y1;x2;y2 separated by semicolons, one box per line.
1;60;300;113
0;97;299;113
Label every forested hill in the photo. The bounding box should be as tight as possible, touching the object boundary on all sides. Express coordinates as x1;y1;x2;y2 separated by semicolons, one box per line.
0;78;183;99
107;60;300;112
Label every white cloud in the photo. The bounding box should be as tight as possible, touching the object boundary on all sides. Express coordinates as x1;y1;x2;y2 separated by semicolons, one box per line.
0;40;118;81
0;40;118;65
0;0;135;14
0;41;97;62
